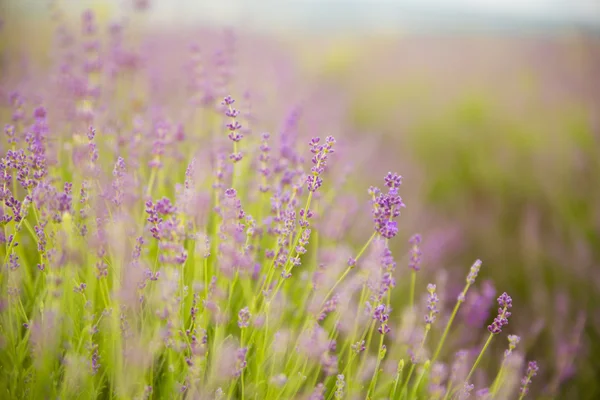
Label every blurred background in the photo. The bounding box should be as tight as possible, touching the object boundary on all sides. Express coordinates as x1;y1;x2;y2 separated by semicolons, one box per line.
1;0;599;398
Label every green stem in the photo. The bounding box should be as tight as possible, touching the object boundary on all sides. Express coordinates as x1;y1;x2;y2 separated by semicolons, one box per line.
146;166;157;197
489;359;507;395
320;231;377;308
442;381;453;400
389;360;405;400
366;333;386;398
409;270;416;310
409;360;430;399
432;282;471;363
465;332;495;384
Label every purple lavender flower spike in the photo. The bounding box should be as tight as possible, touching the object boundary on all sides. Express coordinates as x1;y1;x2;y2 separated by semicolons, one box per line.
306;136;335;192
425;283;440;324
371;172;405;238
409;234;422;271
238;307;251;328
467;259;483;285
222;95;243;162
519;361;539;397
487;292;512;334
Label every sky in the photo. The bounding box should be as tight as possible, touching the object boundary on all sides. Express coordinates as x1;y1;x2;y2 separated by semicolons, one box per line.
143;0;600;30
6;0;600;32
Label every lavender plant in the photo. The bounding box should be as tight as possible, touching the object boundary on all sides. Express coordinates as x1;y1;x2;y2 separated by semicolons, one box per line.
0;6;547;400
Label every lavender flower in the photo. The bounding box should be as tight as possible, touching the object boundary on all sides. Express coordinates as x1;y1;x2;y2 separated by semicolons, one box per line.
409;234;423;271
306;136;335;192
487;292;513;334
371;172;405;238
504;335;521;358
467;259;483;285
425;283;440;325
318;294;339;321
234;347;248;377
8;252;19;270
238;307;251;328
334;374;345;399
519;361;539;398
351;340;366;353
475;388;490;399
258;132;271;192
459;382;475;399
374;303;391;334
309;383;325;400
222;95;243;162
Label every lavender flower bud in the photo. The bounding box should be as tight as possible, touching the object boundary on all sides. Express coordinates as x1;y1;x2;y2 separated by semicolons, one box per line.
371;172;405;238
409;234;422;271
425;283;440;324
306;136;335;192
505;335;521;358
238;307;251;328
467;259;482;284
487;292;513;334
334;374;345;399
519;361;539;397
459;382;474;399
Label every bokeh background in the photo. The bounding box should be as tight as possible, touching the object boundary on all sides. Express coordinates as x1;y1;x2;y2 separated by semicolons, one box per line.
1;0;599;398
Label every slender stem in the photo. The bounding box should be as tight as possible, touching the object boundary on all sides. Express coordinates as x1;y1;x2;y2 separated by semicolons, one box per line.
432;282;471;363
465;332;495;384
442;381;453;400
146;166;157;197
389;360;405;400
320;231;377;307
409;270;416;310
366;333;386;398
489;359;507;395
402;364;416;395
357;319;376;386
403;323;432;392
256;190;313;312
409;360;430;399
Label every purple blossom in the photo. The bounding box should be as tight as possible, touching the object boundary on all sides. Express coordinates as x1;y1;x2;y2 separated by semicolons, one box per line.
371;172;405;238
459;382;475;399
309;383;325;400
234;347;248;377
520;361;539;397
318;294;339;321
467;259;483;285
425;283;440;324
384;171;403;188
475;388;490;399
222;95;243;162
374;303;391;334
487;292;513;334
409;234;422;271
504;335;521;358
351;340;366;353
306;136;335;192
8;253;19;270
91;345;100;375
238;307;251;328
4;124;16;145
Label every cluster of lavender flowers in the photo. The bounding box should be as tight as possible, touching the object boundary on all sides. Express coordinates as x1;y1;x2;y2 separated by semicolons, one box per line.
0;5;547;400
